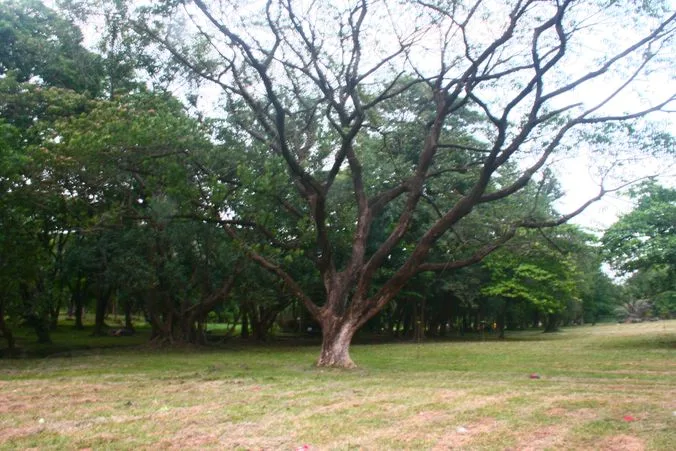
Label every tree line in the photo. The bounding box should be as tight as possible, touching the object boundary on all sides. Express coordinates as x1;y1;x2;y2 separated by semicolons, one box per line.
1;0;674;365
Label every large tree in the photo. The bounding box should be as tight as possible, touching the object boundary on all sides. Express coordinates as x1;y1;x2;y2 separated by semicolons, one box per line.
129;0;675;366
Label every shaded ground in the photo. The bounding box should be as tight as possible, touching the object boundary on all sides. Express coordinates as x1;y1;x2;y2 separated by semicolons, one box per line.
1;321;674;449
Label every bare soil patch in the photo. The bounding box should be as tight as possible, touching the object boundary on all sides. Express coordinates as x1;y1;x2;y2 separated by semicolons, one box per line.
510;425;568;451
0;425;45;442
598;434;646;451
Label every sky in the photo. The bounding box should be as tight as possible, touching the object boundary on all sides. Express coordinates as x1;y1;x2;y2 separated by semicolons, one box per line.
556;160;672;232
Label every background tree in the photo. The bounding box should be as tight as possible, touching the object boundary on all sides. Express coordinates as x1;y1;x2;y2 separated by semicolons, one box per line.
0;73;96;343
482;226;592;335
1;0;245;345
603;182;675;275
45;89;243;341
578;265;621;325
1;0;109;344
603;182;676;318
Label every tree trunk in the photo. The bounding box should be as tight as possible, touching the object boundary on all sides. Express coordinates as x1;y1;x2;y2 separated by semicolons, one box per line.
19;285;52;344
388;306;397;336
414;299;424;342
74;293;85;330
544;313;560;333
194;318;206;345
179;312;198;344
93;288;111;336
124;301;134;331
498;301;507;339
251;319;268;341
401;304;413;338
149;309;174;344
317;319;358;368
240;311;250;339
28;314;52;344
49;299;61;330
251;312;272;341
0;301;16;351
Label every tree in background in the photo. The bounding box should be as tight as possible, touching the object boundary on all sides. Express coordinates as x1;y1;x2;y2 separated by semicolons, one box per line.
0;0;110;345
0;0;243;345
0;73;96;344
482;226;589;335
604;182;676;318
578;263;621;326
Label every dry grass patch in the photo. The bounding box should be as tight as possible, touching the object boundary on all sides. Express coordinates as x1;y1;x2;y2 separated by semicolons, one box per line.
507;424;568;451
431;417;503;450
598;434;646;451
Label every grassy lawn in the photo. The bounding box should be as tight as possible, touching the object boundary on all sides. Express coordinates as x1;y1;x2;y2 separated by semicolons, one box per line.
1;321;674;450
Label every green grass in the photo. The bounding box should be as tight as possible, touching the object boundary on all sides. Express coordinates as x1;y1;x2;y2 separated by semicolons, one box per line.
1;321;674;450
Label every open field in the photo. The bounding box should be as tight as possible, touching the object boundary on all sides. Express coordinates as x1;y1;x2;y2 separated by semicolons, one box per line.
1;321;674;450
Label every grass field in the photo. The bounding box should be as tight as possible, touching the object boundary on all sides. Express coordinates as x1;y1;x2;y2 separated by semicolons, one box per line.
1;321;674;450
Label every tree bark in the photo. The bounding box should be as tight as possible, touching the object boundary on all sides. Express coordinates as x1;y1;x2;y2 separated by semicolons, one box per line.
401;304;413;338
19;284;52;343
316;319;358;368
498;300;507;339
29;314;52;344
